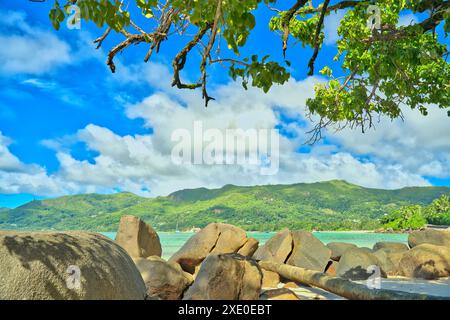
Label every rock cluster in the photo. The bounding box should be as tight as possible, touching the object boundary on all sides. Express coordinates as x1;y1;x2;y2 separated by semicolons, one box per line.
168;223;256;273
254;229;331;272
1;218;449;300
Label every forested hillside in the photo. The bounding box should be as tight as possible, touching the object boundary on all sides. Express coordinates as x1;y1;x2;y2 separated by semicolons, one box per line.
1;180;448;231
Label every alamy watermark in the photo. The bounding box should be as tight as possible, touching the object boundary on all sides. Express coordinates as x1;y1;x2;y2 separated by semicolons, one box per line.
66;4;81;30
171;121;280;175
366;265;382;290
66;265;81;290
367;5;381;31
29;0;81;29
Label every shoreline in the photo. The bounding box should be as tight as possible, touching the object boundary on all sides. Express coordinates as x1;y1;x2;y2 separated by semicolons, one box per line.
0;227;412;234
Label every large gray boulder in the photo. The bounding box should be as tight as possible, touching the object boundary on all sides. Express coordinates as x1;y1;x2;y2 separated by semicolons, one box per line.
115;215;161;258
408;229;450;248
336;247;386;280
183;253;262;300
287;231;331;272
253;229;293;263
373;241;409;253
398;244;450;279
134;256;193;300
169;223;247;273
326;242;357;261
0;231;146;300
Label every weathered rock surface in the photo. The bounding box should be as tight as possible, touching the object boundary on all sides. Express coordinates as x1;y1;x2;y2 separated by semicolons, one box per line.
373;249;404;276
134;256;193;300
192;264;202;280
183;253;262;300
115;215;161;258
398;244;450;279
336;247;386;280
373;241;409;253
253;229;292;263
0;231;146;300
211;224;247;254
287;231;331;272
261;269;280;288
408;229;450;248
237;238;259;257
326;242;357;261
358;247;374;254
169;223;248;273
283;282;300;289
260;288;300;300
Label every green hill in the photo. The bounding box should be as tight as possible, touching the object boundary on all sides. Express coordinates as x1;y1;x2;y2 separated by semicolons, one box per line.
0;180;448;232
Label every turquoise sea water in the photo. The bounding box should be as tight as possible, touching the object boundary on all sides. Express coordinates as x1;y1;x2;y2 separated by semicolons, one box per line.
102;231;408;260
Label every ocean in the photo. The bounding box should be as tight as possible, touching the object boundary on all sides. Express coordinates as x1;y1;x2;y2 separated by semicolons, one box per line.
102;231;408;260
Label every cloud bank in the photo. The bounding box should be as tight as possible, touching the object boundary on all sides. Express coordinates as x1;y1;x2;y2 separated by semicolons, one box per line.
2;60;446;197
0;11;447;198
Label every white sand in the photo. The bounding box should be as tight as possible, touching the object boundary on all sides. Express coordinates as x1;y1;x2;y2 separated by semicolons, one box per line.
263;277;450;300
354;277;450;298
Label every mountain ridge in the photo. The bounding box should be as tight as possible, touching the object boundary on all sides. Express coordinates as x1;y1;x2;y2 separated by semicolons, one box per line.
1;180;448;232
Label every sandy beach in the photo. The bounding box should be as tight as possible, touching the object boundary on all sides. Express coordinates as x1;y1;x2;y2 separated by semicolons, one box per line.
263;277;450;300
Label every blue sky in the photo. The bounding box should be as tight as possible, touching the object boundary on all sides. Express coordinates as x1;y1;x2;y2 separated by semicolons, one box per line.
0;1;449;208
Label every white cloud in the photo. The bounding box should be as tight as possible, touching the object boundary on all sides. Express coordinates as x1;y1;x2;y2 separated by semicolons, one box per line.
0;11;71;75
323;10;346;45
0;10;103;76
21;77;84;106
0;60;446;197
26;63;434;196
331;107;450;179
21;78;58;90
0;132;81;195
397;14;418;27
0;133;23;171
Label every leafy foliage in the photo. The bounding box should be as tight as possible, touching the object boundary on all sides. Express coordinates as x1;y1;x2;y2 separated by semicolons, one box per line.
306;0;450;134
381;194;450;230
380;204;427;231
1;180;448;232
47;0;449;140
423;194;450;225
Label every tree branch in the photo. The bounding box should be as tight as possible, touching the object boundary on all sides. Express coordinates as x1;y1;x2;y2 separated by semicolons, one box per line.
144;7;178;62
171;24;211;89
200;0;222;106
107;34;147;73
210;58;251;67
308;0;330;75
281;0;309;57
93;27;111;49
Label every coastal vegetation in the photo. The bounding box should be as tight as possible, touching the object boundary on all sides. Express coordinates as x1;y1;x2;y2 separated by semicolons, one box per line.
1;180;448;232
381;205;427;231
381;195;450;231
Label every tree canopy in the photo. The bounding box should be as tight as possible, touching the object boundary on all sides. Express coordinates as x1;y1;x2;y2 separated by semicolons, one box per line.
381;194;450;230
49;0;450;141
423;194;450;224
380;204;427;230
